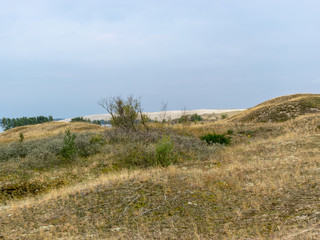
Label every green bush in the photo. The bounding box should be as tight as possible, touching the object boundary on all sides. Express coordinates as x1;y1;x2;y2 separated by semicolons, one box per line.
112;143;156;169
71;117;101;125
112;135;177;169
71;117;90;123
76;134;105;157
60;130;77;160
0;131;106;163
200;133;231;145
190;114;202;122
226;129;234;135
155;135;177;167
178;115;189;124
221;114;228;119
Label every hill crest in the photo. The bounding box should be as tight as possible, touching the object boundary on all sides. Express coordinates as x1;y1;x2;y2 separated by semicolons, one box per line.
228;93;320;123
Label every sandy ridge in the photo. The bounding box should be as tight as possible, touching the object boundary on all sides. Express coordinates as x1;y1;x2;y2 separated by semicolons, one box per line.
59;109;245;122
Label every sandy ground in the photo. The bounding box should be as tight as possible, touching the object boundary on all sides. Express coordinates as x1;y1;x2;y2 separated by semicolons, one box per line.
59;109;245;122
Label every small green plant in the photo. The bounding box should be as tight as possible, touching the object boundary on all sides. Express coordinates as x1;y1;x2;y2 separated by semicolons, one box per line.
178;115;189;124
19;133;24;143
155;135;176;167
17;132;27;158
190;114;202;122
200;133;231;145
221;114;228;119
226;129;234;135
60;130;77;160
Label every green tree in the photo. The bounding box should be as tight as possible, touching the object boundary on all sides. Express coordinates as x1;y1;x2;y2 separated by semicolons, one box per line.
60;130;77;160
155;135;177;167
0;116;54;131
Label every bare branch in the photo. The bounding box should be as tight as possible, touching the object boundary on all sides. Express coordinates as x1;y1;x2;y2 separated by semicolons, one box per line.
98;95;148;131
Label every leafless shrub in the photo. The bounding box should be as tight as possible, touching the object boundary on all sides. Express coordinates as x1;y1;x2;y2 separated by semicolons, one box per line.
99;95;149;131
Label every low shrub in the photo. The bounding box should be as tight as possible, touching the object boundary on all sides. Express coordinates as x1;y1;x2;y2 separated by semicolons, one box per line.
60;130;77;160
155;135;177;167
106;127;215;165
221;114;228;119
200;133;231;145
0;131;106;164
76;133;106;157
178;115;189;124
112;143;156;169
226;129;234;135
190;114;202;122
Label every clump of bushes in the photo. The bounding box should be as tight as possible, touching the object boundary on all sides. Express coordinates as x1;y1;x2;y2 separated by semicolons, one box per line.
178;115;189;124
60;130;107;160
107;128;213;169
190;114;202;122
200;133;231;145
221;114;228;119
71;117;102;125
76;133;106;157
0;131;106;163
99;95;149;131
178;114;202;124
112;143;156;168
111;134;178;169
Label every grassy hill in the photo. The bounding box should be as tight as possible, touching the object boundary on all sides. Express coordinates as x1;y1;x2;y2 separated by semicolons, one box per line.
1;98;320;239
228;93;320;123
0;121;104;143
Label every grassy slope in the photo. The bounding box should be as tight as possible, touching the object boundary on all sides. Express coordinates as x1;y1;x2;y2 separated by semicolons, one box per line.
228;94;320;123
0;121;104;144
1;107;320;239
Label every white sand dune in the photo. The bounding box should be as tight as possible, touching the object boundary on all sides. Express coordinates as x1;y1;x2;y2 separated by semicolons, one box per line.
59;109;245;122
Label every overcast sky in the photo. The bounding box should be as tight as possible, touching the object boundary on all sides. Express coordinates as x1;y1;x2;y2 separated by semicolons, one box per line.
1;0;320;118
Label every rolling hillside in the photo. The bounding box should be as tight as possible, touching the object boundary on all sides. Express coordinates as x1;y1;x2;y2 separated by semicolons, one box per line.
0;121;104;143
1;95;320;239
228;94;320;123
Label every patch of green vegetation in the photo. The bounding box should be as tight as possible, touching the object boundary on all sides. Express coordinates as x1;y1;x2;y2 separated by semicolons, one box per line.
108;128;214;169
0;115;54;131
190;114;202;122
0;131;108;202
178;115;189;124
155;135;177;167
0;178;66;201
60;130;77;160
200;133;231;145
221;114;228;119
71;117;102;125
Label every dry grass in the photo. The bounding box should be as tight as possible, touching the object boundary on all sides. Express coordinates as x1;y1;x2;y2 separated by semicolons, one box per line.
0;121;105;143
1;109;320;239
228;94;320;123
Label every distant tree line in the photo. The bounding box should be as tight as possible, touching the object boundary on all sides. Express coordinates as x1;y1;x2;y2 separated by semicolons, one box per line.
70;117;104;125
0;116;54;131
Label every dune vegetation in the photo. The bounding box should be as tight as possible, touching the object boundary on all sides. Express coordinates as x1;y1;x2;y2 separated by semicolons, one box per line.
0;94;320;239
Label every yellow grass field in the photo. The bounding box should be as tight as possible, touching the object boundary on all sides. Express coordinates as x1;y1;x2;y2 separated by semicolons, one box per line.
0;121;105;144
